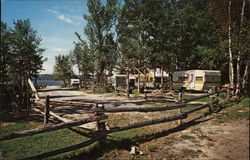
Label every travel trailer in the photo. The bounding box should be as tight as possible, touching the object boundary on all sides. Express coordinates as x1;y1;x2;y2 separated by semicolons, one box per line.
172;70;221;91
70;79;80;86
134;72;169;88
111;68;169;89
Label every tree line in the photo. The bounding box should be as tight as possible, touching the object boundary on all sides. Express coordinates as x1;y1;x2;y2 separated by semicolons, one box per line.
54;0;249;95
0;19;45;111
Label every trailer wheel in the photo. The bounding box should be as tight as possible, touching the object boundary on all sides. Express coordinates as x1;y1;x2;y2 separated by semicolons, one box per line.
180;87;186;93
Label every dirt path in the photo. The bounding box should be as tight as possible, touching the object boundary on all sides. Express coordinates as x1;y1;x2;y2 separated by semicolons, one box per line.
38;85;149;129
39;85;146;108
172;119;249;160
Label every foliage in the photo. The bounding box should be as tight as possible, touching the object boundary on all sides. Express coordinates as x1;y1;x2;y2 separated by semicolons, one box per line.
82;0;118;86
70;40;95;86
0;19;45;108
53;55;74;87
70;0;249;91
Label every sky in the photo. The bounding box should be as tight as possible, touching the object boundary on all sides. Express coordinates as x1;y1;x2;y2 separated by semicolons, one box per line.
1;0;89;74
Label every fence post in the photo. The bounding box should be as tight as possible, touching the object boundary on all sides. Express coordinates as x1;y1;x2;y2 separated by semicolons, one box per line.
95;104;104;131
209;88;215;113
178;92;183;125
26;91;30;120
227;87;231;98
144;90;147;101
44;95;50;125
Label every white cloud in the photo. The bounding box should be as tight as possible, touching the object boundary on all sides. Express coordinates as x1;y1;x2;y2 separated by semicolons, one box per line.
52;48;67;52
46;8;80;25
40;62;54;74
58;14;75;24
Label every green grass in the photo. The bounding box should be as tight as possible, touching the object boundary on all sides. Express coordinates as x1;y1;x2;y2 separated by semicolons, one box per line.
181;149;202;158
0;121;91;159
108;128;148;141
214;97;249;123
147;144;158;152
80;86;116;94
180;134;195;140
0;97;248;159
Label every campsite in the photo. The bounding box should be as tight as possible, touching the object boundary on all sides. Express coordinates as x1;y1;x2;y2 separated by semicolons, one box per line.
0;0;249;159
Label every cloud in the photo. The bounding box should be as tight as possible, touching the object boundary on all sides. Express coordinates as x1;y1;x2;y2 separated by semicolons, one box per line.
40;62;54;74
58;14;75;24
46;8;80;25
52;48;67;52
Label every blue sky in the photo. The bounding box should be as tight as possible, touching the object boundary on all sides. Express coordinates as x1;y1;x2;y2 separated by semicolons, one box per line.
1;0;89;74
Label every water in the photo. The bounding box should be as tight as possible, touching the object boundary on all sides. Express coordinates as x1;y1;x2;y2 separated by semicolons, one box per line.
36;80;63;86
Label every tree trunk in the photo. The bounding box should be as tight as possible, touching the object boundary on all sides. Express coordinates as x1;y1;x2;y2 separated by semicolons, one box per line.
228;0;234;91
161;66;164;91
137;72;140;93
126;70;130;98
153;68;156;88
242;62;249;95
236;0;246;95
144;67;147;99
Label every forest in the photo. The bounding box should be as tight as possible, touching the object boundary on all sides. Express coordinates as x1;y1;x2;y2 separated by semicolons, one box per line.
53;0;249;95
1;0;250;110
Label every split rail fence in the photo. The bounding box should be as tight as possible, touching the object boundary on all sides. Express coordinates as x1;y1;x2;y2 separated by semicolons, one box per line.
0;86;236;160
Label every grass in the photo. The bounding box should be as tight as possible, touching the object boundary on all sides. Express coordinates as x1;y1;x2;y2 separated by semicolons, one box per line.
181;149;202;158
0;96;248;159
214;97;249;123
180;134;196;140
80;86;116;95
0;113;92;160
147;144;158;152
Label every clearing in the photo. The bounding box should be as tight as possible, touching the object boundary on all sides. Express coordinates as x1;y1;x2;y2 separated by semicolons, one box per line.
0;86;249;159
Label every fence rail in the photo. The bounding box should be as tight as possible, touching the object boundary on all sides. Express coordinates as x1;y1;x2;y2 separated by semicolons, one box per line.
0;87;235;159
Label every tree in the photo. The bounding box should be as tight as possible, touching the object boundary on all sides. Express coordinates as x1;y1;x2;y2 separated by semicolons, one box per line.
70;40;95;87
0;22;12;95
53;55;74;87
210;0;250;92
0;19;45;112
83;0;118;87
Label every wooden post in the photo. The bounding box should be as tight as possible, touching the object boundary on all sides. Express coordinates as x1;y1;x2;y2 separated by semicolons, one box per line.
178;92;183;125
209;88;215;113
178;92;183;103
144;90;147;101
227;87;231;98
44;95;50;125
144;68;147;100
95;104;104;131
138;73;140;93
26;91;30;120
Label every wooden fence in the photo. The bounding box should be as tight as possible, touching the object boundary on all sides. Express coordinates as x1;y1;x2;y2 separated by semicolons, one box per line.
0;87;235;160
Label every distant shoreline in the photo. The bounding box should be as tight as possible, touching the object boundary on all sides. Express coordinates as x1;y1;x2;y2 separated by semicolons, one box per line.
36;80;63;86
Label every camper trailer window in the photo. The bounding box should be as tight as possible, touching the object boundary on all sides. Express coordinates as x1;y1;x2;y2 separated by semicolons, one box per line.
178;77;188;82
196;77;203;81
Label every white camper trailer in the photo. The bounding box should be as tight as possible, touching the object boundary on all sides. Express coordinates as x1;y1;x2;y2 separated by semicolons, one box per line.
172;70;221;91
70;79;80;86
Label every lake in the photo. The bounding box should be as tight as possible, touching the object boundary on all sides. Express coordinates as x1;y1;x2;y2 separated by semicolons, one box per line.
36;80;63;86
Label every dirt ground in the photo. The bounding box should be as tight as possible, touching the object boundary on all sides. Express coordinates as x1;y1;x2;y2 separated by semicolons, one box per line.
102;117;249;160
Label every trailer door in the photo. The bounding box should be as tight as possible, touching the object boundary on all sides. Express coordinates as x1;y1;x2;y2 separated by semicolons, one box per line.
189;71;195;90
